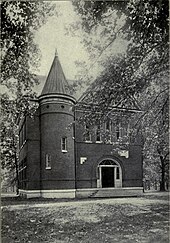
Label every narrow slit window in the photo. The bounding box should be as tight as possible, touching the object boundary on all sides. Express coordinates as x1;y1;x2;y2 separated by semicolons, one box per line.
105;119;112;142
96;124;101;142
45;154;51;169
84;125;91;142
61;137;67;152
116;122;120;140
106;120;110;131
116;167;120;179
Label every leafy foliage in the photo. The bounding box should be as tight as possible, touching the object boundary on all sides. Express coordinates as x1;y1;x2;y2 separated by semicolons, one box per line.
1;1;56;93
141;79;169;190
71;0;169;190
72;0;168;103
1;1;56;189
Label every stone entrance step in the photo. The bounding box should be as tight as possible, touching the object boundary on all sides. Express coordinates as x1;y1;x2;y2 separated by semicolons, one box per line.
89;188;143;198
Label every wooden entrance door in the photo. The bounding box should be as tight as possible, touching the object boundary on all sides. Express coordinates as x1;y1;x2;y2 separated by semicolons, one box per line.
102;167;115;188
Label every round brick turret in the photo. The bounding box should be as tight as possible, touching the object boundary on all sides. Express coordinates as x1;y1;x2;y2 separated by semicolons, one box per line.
38;53;76;195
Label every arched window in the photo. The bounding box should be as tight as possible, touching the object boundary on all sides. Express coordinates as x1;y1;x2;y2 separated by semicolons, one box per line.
100;160;117;166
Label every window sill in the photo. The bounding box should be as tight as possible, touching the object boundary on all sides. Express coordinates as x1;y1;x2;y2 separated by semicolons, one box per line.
106;141;112;144
46;167;51;170
85;141;92;143
96;141;102;143
62;150;67;153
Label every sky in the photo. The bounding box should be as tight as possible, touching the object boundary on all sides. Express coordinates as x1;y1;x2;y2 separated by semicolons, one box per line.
34;1;89;80
1;1;127;97
34;1;127;82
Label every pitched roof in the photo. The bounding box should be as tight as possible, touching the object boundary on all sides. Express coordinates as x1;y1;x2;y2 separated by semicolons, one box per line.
41;53;70;96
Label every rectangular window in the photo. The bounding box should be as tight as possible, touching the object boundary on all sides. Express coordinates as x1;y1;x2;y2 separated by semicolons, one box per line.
61;137;67;152
45;154;51;169
106;120;110;131
84;125;91;142
126;123;130;139
105;119;112;142
116;122;121;140
96;124;101;142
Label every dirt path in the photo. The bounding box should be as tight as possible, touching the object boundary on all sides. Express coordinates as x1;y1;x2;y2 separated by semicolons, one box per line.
2;193;168;210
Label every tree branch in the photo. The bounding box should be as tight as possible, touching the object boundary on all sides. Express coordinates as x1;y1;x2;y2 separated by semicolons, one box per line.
133;88;168;128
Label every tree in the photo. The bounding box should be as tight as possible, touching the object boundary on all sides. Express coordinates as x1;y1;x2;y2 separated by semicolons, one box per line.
141;80;169;191
1;1;57;192
71;0;169;190
1;94;19;193
71;0;168;105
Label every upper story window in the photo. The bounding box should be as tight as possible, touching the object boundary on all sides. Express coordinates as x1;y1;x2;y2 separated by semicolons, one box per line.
105;119;112;143
116;121;123;140
45;154;51;169
106;120;111;131
116;122;120;140
96;124;102;143
61;137;67;152
124;123;130;138
84;125;91;142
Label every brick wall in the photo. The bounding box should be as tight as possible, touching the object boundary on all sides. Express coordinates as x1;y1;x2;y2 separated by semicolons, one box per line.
39;101;75;190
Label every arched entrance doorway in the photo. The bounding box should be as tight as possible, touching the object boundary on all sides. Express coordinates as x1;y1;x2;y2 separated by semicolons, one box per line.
97;159;122;188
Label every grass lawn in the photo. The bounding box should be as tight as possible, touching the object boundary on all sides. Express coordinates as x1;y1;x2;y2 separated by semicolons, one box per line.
1;192;169;243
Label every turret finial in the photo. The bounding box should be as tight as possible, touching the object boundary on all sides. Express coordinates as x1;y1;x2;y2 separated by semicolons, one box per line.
55;48;58;57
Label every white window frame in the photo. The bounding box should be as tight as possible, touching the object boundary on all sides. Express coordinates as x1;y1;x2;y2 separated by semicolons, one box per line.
61;137;67;152
96;124;102;143
116;122;123;140
45;154;51;169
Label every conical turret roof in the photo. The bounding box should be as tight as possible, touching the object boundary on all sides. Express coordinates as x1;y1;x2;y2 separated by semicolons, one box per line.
41;51;70;95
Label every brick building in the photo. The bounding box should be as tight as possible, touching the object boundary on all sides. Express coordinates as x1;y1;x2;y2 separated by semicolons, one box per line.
18;52;143;198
